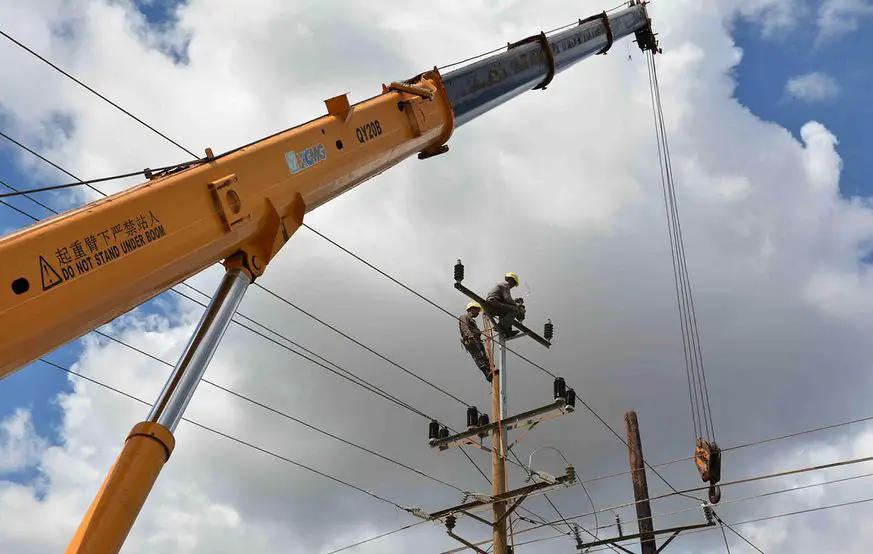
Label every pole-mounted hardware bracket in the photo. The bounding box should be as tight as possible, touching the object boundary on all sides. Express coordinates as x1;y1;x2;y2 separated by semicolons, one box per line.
454;281;552;348
429;397;572;451
576;521;716;552
427;466;576;522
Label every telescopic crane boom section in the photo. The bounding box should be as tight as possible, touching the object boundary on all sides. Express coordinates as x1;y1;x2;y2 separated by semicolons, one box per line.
0;4;655;380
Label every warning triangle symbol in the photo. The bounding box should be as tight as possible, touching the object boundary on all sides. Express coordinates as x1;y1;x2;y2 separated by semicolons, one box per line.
39;255;63;291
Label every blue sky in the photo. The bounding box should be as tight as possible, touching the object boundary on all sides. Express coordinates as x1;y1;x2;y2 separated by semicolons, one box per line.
731;14;873;198
0;0;870;481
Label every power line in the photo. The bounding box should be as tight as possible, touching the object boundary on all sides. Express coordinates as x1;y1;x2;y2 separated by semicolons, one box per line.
298;224;700;501
8;161;873;547
3;183;520;505
0;29;198;158
1;184;531;491
4;188;538;533
519;493;873;554
39;357;409;511
0;129;479;421
0;177;57;212
300;224;560;380
254;282;472;407
90;327;468;494
0;197;37;221
323;521;429;554
0;173;442;427
0;22;702;531
610;497;873;553
0;161;203;199
713;511;765;554
515;457;873;537
718;522;733;554
0;22;565;392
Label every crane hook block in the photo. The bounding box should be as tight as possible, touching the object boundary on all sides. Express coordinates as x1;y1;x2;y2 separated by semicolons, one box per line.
454;259;464;283
695;437;723;503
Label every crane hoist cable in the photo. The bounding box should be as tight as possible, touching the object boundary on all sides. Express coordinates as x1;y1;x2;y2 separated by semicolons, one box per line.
645;49;722;503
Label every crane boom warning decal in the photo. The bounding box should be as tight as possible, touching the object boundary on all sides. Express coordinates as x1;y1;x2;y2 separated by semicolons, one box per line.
38;210;166;291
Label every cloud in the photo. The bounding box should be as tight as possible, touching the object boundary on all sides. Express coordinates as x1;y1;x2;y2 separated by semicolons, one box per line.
1;0;873;553
727;0;807;37
0;409;47;473
818;0;873;40
785;72;841;102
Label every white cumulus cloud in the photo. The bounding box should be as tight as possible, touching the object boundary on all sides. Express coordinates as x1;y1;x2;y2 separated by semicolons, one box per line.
818;0;873;40
785;72;841;102
0;409;47;473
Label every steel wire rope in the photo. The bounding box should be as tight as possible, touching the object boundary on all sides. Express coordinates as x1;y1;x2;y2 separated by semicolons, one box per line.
652;53;716;441
646;50;716;441
645;52;701;439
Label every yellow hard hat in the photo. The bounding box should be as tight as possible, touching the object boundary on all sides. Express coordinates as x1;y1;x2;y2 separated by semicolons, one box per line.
466;301;482;312
505;272;519;285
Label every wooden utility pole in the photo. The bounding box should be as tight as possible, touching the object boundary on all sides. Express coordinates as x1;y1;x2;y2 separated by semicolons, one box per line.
574;410;716;554
430;262;571;554
485;317;508;554
625;411;656;554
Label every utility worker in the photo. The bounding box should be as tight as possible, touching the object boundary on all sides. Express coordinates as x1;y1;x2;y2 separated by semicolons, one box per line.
485;272;524;338
459;302;492;382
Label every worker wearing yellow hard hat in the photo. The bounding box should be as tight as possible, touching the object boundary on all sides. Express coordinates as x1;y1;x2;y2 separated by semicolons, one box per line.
485;271;524;338
458;301;491;382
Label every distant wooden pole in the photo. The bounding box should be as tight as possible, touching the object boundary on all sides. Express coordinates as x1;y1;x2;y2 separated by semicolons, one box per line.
625;411;656;554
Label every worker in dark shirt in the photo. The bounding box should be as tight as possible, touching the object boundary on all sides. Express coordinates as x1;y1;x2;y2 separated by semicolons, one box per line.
459;302;492;382
485;272;524;338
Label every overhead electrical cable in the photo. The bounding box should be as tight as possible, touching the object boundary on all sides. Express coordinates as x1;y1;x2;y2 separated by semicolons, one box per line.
254;282;472;406
713;511;766;554
39;357;409;511
1;187;516;500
